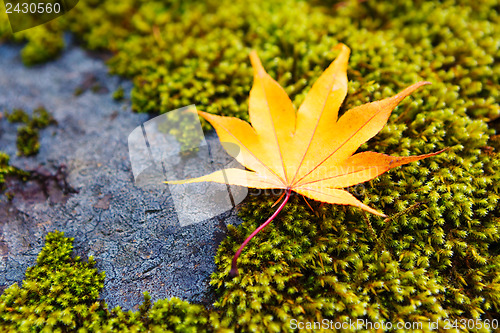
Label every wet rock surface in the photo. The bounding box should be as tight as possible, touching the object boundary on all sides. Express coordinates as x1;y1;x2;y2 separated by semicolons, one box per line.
0;39;242;310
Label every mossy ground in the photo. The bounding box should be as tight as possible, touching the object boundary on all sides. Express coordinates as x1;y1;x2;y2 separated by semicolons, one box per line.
0;231;211;333
1;0;500;331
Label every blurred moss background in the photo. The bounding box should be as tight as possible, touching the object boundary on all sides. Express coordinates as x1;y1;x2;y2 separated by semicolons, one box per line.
1;0;500;331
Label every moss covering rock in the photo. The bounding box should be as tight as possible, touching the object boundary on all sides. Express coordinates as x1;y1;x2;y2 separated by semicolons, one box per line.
0;231;107;332
0;151;29;187
4;106;56;156
0;0;499;331
0;231;212;333
0;152;16;185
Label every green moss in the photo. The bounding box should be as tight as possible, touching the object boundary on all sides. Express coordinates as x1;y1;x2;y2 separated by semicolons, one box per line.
0;152;16;185
113;86;125;101
211;149;500;331
16;126;40;156
0;231;107;332
147;297;211;332
0;0;499;331
90;83;102;93
2;0;498;122
73;90;84;98
5;106;56;156
6;108;29;124
0;232;213;332
0;152;29;187
31;106;56;129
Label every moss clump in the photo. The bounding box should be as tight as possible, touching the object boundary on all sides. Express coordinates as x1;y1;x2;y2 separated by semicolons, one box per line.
113;86;125;101
146;296;211;332
0;231;213;332
0;231;107;332
73;87;84;97
30;107;56;129
6;108;29;124
18;27;64;66
0;152;16;185
0;16;64;66
16;126;40;156
5;107;56;156
0;152;29;187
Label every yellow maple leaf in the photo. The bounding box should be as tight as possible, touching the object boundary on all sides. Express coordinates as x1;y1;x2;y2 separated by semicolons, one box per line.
167;44;443;276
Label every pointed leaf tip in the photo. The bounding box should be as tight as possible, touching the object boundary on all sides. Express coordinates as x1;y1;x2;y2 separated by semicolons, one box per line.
249;50;265;75
333;43;350;54
369;209;387;218
415;81;432;89
365;207;386;218
333;42;346;50
388;81;431;106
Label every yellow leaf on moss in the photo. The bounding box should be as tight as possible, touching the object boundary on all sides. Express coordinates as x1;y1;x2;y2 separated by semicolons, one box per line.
168;44;443;217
